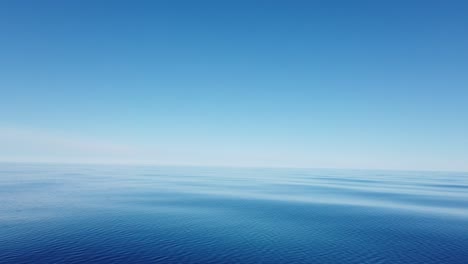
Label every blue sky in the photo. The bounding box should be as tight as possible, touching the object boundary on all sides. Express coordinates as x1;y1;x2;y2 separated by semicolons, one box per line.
1;0;467;171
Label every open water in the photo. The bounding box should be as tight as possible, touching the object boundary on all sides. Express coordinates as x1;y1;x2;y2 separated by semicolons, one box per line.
1;163;467;263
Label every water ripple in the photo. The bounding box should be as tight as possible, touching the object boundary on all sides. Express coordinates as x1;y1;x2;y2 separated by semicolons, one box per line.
0;164;467;263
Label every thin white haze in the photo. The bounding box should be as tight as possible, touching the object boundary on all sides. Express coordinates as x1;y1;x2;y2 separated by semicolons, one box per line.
1;126;467;172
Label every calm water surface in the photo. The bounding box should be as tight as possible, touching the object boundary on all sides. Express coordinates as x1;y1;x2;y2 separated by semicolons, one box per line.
1;163;468;263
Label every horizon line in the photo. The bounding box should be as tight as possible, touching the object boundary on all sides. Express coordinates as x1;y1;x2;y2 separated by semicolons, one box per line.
1;160;466;174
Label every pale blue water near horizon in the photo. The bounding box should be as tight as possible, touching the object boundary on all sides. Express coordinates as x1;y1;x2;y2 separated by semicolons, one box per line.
1;163;468;264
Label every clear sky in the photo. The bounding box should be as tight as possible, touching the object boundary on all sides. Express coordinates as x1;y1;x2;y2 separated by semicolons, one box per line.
1;0;467;171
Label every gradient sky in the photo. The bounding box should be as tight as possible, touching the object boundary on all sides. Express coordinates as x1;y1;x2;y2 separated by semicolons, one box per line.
1;0;467;171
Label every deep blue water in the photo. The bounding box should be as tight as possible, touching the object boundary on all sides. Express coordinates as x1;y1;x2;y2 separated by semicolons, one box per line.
1;163;468;264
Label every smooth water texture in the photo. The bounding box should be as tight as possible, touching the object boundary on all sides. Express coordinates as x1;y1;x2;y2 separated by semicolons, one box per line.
1;163;468;264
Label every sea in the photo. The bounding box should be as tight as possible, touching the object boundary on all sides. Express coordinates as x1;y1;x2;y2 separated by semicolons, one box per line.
1;163;467;263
